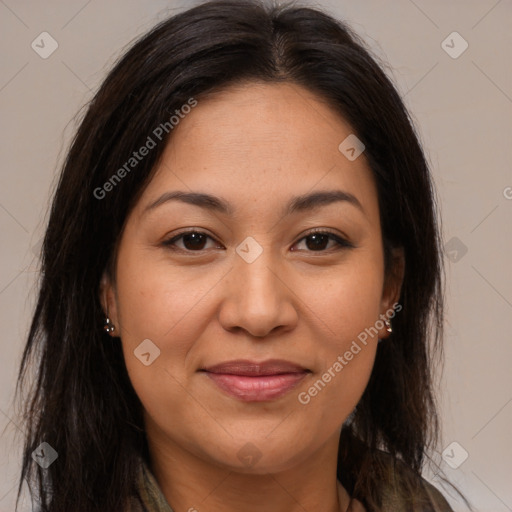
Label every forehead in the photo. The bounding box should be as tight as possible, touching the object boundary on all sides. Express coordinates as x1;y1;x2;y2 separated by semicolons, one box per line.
163;81;358;167
134;81;379;222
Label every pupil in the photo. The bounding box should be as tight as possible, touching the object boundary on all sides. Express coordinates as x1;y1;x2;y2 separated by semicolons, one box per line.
184;233;206;250
307;234;328;251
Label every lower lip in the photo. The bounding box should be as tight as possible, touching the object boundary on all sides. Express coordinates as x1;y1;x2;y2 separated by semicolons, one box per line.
203;372;308;402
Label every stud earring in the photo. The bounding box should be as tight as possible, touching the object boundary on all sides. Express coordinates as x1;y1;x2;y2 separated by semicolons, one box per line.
384;319;392;333
103;291;115;333
103;316;115;333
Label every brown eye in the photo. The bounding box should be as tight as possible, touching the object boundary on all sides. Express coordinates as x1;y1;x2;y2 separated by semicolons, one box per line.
292;230;354;252
162;230;220;252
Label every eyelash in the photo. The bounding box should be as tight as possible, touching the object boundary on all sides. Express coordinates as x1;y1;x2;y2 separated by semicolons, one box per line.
161;228;354;254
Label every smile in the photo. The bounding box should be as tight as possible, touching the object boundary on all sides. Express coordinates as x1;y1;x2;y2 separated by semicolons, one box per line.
202;371;309;402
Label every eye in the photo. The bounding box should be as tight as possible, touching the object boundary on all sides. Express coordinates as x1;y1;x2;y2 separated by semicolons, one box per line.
292;229;354;252
162;230;221;252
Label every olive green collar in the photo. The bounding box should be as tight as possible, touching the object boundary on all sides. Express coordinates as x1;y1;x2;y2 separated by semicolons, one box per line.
134;457;453;512
136;460;174;512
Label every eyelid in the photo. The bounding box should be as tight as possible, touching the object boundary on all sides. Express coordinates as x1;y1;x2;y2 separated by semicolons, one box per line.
299;227;354;246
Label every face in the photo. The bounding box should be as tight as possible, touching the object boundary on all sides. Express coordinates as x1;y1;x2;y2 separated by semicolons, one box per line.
102;82;403;474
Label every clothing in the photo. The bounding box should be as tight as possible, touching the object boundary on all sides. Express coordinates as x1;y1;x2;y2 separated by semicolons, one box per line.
129;461;173;512
128;458;454;512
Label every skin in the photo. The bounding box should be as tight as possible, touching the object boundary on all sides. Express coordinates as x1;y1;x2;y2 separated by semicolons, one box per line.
101;81;404;512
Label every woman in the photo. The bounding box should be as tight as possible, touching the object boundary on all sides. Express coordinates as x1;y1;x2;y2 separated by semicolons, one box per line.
16;0;471;510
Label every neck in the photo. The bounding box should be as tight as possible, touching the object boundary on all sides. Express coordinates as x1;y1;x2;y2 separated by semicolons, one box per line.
145;426;351;512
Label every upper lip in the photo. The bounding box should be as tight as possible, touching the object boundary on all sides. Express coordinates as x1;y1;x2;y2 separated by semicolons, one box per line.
201;359;310;376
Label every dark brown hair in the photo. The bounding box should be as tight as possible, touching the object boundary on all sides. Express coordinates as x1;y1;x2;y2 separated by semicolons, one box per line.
16;0;471;510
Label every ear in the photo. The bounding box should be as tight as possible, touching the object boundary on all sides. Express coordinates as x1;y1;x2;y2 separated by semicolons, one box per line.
378;247;405;340
99;271;119;337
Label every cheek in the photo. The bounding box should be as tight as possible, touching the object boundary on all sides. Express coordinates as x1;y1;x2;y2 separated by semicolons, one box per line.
295;254;384;345
115;243;221;346
294;285;380;427
114;245;227;418
294;257;383;408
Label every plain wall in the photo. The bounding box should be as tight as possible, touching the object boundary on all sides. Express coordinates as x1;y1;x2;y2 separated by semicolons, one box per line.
1;1;511;510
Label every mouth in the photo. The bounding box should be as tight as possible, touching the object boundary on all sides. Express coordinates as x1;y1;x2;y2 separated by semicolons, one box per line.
199;359;311;402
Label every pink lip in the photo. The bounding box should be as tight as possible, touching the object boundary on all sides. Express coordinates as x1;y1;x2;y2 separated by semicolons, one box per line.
204;372;308;401
200;359;310;402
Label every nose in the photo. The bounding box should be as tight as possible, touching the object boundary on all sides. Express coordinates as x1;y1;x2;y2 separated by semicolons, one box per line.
217;248;299;338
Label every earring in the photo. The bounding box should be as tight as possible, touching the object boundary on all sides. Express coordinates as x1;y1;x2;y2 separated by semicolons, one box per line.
384;319;392;333
103;316;115;333
103;291;115;333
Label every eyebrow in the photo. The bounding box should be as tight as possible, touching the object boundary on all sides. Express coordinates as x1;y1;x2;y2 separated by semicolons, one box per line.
142;189;365;217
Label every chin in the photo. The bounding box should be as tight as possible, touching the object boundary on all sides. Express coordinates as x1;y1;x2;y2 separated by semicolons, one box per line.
204;437;312;475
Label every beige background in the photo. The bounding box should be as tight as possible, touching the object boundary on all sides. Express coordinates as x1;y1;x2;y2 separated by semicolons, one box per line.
1;0;511;510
